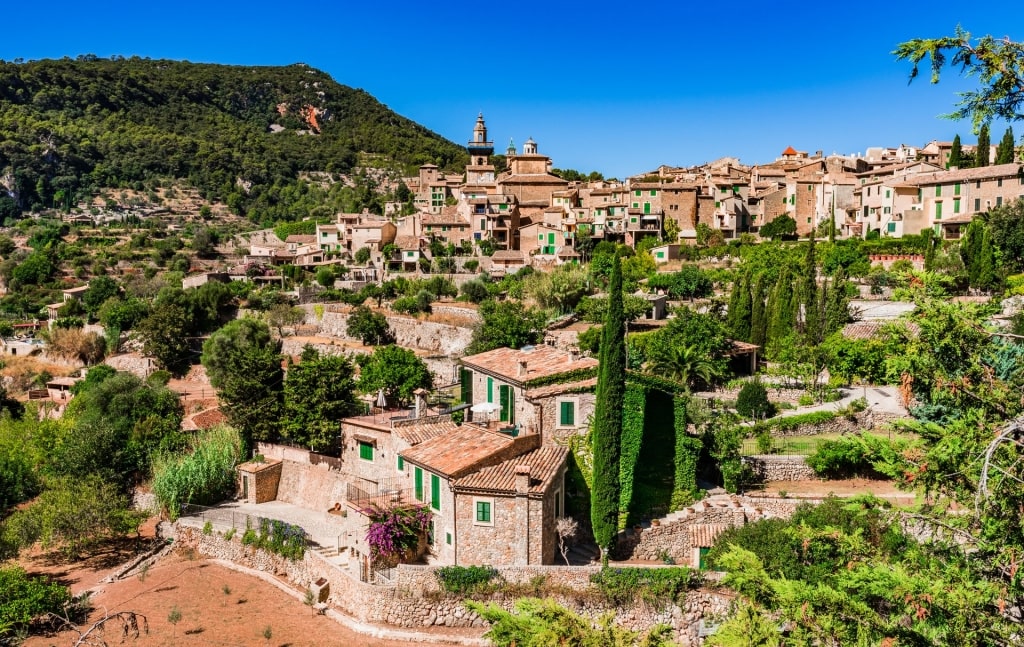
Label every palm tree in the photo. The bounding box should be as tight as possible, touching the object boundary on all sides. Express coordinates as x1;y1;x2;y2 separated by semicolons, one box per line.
645;344;722;391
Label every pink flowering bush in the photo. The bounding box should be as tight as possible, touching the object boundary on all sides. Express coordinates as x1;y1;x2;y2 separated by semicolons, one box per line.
364;504;431;566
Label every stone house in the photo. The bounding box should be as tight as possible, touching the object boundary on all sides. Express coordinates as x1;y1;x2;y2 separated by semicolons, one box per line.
421;209;473;246
458;345;598;442
349;220;398;256
315;223;342;252
398;423;567;565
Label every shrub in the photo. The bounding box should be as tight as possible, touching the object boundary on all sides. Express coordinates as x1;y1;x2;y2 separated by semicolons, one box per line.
364;505;430;566
736;380;775;420
590;567;698;607
805;433;908;478
0;566;74;637
798;393;815;406
224;528;236;541
435;565;500;595
202;521;213;535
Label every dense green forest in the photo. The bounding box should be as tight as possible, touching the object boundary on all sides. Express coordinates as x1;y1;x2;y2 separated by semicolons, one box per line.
0;56;467;220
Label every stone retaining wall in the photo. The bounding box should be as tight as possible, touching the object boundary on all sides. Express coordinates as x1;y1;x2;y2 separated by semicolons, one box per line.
749;410;903;438
301;305;474;355
743;455;817;482
174;524;731;645
614;496;814;565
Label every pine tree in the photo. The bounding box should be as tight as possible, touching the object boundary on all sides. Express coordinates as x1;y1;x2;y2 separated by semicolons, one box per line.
591;251;626;563
749;274;768;348
976;124;990;167
949;134;963;168
728;271;753;342
995;126;1016;164
801;238;821;344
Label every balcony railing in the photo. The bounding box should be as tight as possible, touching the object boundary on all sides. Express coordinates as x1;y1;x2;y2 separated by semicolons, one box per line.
346;480;413;513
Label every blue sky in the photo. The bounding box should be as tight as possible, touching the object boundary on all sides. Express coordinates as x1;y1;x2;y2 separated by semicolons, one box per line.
2;2;1022;179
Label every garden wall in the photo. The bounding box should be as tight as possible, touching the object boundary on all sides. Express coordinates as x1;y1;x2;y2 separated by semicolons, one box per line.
173;525;732;645
742;455;817;482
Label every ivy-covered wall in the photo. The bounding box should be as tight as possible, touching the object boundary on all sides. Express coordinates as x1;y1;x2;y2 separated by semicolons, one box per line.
567;379;703;529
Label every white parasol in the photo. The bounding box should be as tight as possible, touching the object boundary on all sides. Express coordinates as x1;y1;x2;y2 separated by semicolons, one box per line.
470;401;501;414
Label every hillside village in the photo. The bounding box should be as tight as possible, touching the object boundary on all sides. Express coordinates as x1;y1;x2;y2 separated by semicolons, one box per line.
2;59;1024;646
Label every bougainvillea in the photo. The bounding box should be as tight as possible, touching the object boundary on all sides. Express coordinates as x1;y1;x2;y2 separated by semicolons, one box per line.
364;504;431;566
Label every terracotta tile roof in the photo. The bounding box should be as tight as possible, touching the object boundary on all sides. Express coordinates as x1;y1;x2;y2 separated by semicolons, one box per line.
491;250;525;262
400;425;539;478
393;235;420;250
422;212;470;226
285;234;317;244
392;419;459;446
498;175;569;185
462;346;598;385
557;246;580;257
841;320;920;340
898;163;1023;186
690;524;731;547
452;445;567;496
526;377;597;400
781;146;799;156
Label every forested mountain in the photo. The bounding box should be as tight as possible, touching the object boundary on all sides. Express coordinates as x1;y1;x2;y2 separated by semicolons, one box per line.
0;56;467;220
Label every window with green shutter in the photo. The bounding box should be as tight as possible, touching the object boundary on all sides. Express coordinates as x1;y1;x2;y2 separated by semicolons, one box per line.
954;198;960;214
397;456;405;471
430;474;441;511
954;183;961;195
559;401;575;426
935;185;941;197
499;384;514;423
547;233;555;245
460;368;473;404
634;190;641;196
935;202;943;219
476;500;491;523
975;198;981;211
414;467;423;501
650;190;657;196
446;532;452;545
358;441;373;461
487;377;493;403
887;222;896;233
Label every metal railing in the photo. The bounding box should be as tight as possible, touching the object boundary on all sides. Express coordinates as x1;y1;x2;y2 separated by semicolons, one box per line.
345;481;413;513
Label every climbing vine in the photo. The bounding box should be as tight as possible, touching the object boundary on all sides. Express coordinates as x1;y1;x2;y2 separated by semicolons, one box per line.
523;366;599;389
671;395;701;508
618;382;647;529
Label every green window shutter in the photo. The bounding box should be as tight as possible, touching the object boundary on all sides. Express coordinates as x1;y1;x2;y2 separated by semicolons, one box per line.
634;190;641;196
460;368;473;404
476;501;491;523
643;202;651;214
548;233;555;244
430;474;441;511
415;467;423;501
997;196;1003;207
954;183;960;196
560;401;575;426
953;198;960;214
886;222;895;233
446;532;452;545
480;219;485;229
975;198;981;211
656;251;664;258
499;384;511;423
935;185;941;197
935;202;942;219
487;377;493;403
886;189;891;198
359;442;373;461
650;190;657;196
397;456;405;471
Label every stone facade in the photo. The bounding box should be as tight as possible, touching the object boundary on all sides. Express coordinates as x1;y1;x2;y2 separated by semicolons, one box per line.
743;455;818;482
237;459;282;504
174;523;731;645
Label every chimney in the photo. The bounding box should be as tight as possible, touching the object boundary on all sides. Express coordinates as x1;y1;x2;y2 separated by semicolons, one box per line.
514;465;531;494
517;360;528;378
413;388;430;419
568;349;580;363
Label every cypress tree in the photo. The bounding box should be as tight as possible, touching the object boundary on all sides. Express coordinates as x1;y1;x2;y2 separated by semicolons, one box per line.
976;124;990;167
728;271;753;341
749;273;767;348
767;268;796;354
961;220;985;287
996;126;1016;164
976;227;998;292
591;251;625;563
801;237;821;344
949;134;962;168
824;266;851;336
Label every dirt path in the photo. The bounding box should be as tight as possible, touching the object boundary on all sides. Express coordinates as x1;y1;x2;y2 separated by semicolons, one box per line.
23;550;480;647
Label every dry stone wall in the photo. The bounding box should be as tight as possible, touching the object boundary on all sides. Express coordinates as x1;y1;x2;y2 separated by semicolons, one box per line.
301;305;475;355
174;524;731;645
743;455;818;482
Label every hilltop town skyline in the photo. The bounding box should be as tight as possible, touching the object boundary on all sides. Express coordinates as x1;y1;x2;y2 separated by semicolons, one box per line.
3;2;1024;178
